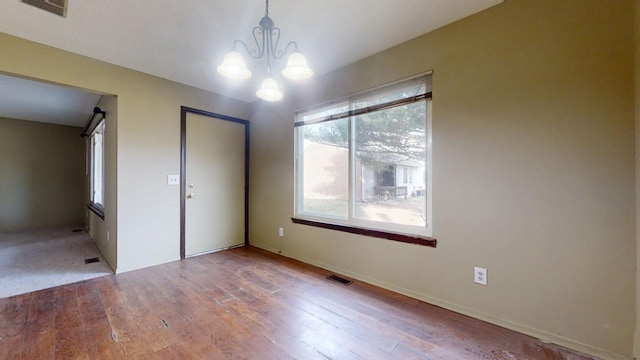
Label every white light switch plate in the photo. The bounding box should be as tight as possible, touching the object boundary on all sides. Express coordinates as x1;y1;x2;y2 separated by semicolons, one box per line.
167;174;179;185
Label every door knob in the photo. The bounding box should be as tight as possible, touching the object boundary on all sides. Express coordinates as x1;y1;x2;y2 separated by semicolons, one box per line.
187;193;195;199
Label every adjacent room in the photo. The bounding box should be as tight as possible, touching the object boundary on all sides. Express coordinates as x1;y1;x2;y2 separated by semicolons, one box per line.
0;74;113;298
0;0;638;359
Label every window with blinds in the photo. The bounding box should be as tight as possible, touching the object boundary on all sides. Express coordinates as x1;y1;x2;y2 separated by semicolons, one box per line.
294;74;433;237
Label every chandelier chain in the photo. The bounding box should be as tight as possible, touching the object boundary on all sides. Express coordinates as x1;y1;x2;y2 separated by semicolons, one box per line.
265;0;269;16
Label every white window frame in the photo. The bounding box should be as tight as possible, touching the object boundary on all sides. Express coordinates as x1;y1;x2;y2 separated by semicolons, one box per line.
294;74;433;238
89;118;105;214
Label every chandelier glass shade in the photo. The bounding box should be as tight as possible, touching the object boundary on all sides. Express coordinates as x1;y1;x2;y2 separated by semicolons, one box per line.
281;52;313;80
255;77;283;102
217;51;252;80
217;0;313;101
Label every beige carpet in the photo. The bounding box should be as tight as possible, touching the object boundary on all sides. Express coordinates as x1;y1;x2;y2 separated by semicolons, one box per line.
0;227;112;298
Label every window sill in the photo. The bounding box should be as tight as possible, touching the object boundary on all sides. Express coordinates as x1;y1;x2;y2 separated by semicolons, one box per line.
291;217;437;248
87;203;105;220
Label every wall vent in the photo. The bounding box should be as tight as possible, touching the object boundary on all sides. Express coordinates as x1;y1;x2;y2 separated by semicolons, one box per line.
84;257;100;264
327;274;353;286
22;0;67;17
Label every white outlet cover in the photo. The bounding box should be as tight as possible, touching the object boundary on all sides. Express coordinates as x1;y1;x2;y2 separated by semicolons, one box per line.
474;266;488;285
167;174;179;185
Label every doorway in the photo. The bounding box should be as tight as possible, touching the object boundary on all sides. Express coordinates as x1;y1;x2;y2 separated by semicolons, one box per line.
180;107;249;259
0;73;114;297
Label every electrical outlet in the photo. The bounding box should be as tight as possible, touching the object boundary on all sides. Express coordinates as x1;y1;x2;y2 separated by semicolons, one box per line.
167;174;179;185
474;267;488;285
278;227;284;237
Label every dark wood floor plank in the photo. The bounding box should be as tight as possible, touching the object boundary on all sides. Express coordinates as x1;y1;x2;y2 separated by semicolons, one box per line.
144;263;259;358
0;293;31;359
20;289;55;360
119;270;186;353
53;284;90;359
95;276;154;358
75;281;110;328
152;258;297;360
220;294;329;360
0;245;599;360
273;287;400;353
213;269;416;358
165;258;234;303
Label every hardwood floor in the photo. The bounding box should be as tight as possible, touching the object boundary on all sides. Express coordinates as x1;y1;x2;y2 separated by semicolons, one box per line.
0;246;597;359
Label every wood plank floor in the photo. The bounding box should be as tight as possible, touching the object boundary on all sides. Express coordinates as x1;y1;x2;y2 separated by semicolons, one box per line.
0;246;598;359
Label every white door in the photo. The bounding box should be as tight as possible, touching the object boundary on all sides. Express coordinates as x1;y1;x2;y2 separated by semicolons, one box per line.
184;112;246;257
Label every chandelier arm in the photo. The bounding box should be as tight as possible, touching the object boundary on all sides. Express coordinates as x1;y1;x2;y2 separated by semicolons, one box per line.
251;26;267;59
275;41;300;59
233;39;260;59
270;27;284;60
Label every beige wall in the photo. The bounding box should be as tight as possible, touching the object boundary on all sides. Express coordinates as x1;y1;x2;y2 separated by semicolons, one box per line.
250;1;636;359
1;0;636;358
635;0;640;357
0;32;252;273
0;117;84;231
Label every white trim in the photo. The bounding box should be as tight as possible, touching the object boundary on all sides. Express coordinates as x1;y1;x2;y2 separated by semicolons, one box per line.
186;243;244;258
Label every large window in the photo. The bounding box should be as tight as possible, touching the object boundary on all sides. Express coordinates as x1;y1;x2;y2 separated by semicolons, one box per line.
294;75;433;240
89;119;105;216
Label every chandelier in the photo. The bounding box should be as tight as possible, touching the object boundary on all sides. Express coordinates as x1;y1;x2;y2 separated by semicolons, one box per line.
217;0;313;101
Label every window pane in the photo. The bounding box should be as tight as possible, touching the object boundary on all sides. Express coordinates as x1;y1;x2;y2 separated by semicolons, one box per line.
354;101;426;227
94;132;103;205
299;119;349;218
90;121;105;208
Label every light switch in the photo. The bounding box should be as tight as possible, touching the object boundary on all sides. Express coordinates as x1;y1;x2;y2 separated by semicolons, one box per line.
167;174;179;185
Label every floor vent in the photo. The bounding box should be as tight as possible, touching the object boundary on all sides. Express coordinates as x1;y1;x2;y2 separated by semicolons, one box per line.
72;229;83;233
22;0;67;17
327;274;353;286
84;257;100;264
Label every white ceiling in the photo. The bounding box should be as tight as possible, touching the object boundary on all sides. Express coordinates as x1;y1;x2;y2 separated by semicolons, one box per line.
0;73;101;127
0;0;502;124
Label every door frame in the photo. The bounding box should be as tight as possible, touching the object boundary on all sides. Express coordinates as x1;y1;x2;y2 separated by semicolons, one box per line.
180;106;250;259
